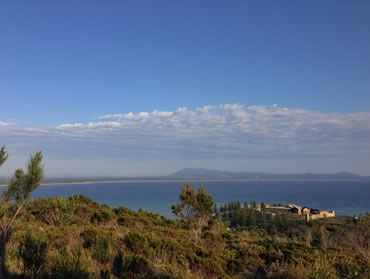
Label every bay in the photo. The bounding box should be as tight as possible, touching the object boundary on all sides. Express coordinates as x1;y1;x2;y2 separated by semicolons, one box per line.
32;180;370;218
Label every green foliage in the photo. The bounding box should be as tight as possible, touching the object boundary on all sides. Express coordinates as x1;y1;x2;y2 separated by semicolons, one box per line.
51;249;90;279
124;232;149;254
4;151;368;279
27;196;79;227
217;201;309;238
123;255;152;277
171;184;214;243
92;237;110;264
91;207;115;225
111;253;155;279
311;227;324;247
112;252;124;278
57;195;79;225
334;255;368;279
17;231;48;279
0;182;367;279
261;202;266;210
0;145;8;167
0;149;44;279
2;152;44;205
80;226;99;249
171;184;214;220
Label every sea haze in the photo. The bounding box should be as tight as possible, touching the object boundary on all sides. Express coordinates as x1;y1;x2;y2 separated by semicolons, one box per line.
30;180;370;218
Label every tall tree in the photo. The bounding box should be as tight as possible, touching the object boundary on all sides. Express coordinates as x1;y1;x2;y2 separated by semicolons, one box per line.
0;147;8;167
172;184;214;243
260;202;266;210
0;147;44;279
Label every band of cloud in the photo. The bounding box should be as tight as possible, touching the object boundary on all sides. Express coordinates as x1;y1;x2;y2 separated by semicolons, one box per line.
1;104;370;159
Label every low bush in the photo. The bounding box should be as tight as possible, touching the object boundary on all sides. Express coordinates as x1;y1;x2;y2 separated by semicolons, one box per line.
0;194;367;279
17;231;48;279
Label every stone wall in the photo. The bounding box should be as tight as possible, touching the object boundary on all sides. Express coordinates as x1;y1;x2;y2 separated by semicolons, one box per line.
306;210;335;221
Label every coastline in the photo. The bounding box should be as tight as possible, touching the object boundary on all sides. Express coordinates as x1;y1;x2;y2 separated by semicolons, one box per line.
40;178;370;186
0;178;368;187
0;179;368;216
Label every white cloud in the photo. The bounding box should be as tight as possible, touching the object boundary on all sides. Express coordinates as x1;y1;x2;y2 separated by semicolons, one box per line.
1;105;370;167
0;121;14;126
86;121;121;128
58;123;83;129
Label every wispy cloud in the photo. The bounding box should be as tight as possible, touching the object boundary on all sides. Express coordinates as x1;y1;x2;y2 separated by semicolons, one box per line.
1;104;370;175
60;104;370;155
0;121;14;126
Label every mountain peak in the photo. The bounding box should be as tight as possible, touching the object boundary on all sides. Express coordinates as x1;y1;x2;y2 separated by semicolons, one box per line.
168;168;369;180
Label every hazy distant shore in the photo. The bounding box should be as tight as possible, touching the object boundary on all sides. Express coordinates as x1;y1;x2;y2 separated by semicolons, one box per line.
0;178;368;187
38;178;370;186
2;167;369;186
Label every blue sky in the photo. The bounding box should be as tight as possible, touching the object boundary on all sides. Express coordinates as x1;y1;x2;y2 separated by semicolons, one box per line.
1;1;370;176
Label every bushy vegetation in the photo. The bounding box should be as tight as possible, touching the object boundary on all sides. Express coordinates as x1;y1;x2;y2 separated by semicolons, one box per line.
0;146;44;279
0;147;369;278
216;201;310;239
17;231;48;279
0;193;364;278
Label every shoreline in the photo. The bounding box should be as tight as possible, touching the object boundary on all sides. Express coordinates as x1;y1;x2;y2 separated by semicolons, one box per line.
0;178;370;187
1;178;369;187
42;178;370;186
0;180;367;216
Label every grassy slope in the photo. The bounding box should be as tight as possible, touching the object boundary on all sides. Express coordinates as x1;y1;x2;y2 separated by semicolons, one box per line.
5;195;370;279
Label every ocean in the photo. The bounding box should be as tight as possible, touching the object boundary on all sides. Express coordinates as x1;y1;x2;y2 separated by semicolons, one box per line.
30;180;370;218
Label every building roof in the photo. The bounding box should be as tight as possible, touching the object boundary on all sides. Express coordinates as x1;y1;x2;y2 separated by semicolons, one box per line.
288;204;302;209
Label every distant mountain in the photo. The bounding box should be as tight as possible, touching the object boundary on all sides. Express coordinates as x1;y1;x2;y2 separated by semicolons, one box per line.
168;168;370;180
1;170;368;185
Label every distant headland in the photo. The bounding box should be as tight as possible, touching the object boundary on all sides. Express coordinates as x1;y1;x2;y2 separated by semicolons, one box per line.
167;168;370;180
2;168;368;185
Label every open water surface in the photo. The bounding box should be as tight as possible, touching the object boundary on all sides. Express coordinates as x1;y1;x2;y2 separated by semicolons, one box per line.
30;180;370;218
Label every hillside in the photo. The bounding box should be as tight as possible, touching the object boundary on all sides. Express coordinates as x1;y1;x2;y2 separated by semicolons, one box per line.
2;192;369;279
168;168;370;180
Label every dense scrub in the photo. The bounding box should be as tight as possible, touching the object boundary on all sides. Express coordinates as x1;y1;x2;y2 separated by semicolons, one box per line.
0;194;368;279
217;201;328;241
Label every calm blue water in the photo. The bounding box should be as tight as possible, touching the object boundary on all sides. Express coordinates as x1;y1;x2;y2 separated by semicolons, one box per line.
31;180;370;218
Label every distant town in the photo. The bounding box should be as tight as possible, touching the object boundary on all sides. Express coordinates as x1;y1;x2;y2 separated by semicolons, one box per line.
262;203;335;222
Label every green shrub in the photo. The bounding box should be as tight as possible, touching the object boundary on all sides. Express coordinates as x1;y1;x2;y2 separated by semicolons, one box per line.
80;226;99;248
311;227;324;247
308;255;338;279
112;252;124;278
123;255;152;276
124;232;149;253
93;237;110;264
5;195;368;279
334;255;369;279
91;208;115;225
51;249;90;279
74;204;94;221
17;231;48;279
